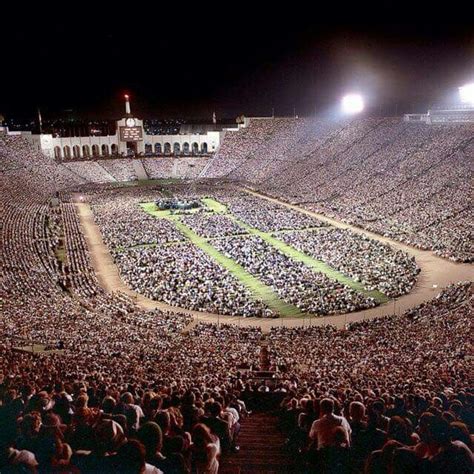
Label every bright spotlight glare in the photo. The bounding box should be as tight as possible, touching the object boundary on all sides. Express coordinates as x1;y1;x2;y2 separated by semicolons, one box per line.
341;94;365;114
459;84;474;105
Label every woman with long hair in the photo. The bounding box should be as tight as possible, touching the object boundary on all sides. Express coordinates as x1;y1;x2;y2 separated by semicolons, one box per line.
191;424;220;474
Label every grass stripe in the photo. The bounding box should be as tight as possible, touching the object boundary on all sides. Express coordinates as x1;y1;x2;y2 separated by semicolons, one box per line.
201;197;228;213
202;198;388;304
247;228;387;303
140;202;308;317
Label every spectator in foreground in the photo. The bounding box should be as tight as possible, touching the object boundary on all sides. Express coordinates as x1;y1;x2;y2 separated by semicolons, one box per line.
191;424;220;474
309;398;352;450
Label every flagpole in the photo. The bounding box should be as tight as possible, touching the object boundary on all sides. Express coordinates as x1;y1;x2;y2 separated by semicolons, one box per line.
37;108;43;134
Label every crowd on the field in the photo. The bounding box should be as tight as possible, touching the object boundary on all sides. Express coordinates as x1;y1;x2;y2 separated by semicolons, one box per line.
180;214;246;238
86;188;278;317
217;192;419;298
204;117;473;262
219;193;327;232
280;228;419;297
214;234;377;315
115;243;275;317
84;186;421;314
91;193;184;251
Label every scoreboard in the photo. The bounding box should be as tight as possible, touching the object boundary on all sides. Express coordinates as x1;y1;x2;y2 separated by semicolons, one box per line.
119;126;143;142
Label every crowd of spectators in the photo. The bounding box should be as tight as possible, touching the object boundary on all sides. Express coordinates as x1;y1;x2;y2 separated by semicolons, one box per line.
2;267;472;473
62;161;117;184
0;321;257;473
1;134;472;473
214;235;376;315
141;159;175;179
97;159;137;182
171;158;209;179
203;117;473;262
280;228;419;297
270;281;472;472
115;243;275;317
219;193;326;232
141;158;209;180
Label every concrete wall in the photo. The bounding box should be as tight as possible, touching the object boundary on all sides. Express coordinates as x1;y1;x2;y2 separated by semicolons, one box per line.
39;117;222;160
143;131;220;154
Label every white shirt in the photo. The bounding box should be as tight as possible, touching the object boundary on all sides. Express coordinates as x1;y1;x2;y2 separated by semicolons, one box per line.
194;438;221;474
309;413;352;449
144;463;163;474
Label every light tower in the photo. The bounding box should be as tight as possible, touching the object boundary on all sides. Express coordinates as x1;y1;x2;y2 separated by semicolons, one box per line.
459;84;474;106
124;94;131;115
341;94;365;115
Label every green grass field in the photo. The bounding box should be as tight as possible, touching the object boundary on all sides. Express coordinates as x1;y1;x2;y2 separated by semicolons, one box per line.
140;202;158;214
201;197;228;214
55;247;67;264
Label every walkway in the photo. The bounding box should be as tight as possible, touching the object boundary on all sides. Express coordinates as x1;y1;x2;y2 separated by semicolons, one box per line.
220;413;295;473
132;160;149;180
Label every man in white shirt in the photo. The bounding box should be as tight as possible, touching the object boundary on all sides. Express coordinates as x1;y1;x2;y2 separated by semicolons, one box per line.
309;398;352;449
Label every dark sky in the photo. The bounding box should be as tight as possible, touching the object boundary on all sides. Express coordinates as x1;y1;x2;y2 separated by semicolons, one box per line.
1;1;473;120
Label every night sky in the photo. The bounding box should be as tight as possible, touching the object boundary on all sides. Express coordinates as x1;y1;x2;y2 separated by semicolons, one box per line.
1;1;473;120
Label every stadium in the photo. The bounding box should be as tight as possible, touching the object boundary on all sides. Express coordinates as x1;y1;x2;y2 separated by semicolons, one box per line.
1;10;473;474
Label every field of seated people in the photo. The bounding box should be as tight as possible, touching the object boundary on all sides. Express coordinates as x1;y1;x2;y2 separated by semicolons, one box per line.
83;184;421;318
1;132;472;473
202;117;473;263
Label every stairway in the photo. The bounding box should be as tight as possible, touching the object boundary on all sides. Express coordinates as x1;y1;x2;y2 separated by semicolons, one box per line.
132;159;149;180
220;413;296;473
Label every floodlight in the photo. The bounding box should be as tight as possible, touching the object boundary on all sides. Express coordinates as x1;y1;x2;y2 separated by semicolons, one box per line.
341;94;365;114
459;84;474;105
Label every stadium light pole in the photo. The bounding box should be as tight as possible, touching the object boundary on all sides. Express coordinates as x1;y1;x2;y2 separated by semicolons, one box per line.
459;83;474;105
341;94;365;115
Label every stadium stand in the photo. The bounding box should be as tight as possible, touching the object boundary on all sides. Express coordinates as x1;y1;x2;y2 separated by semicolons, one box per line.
202;117;473;262
0;128;472;473
142;157;210;179
97;158;138;182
